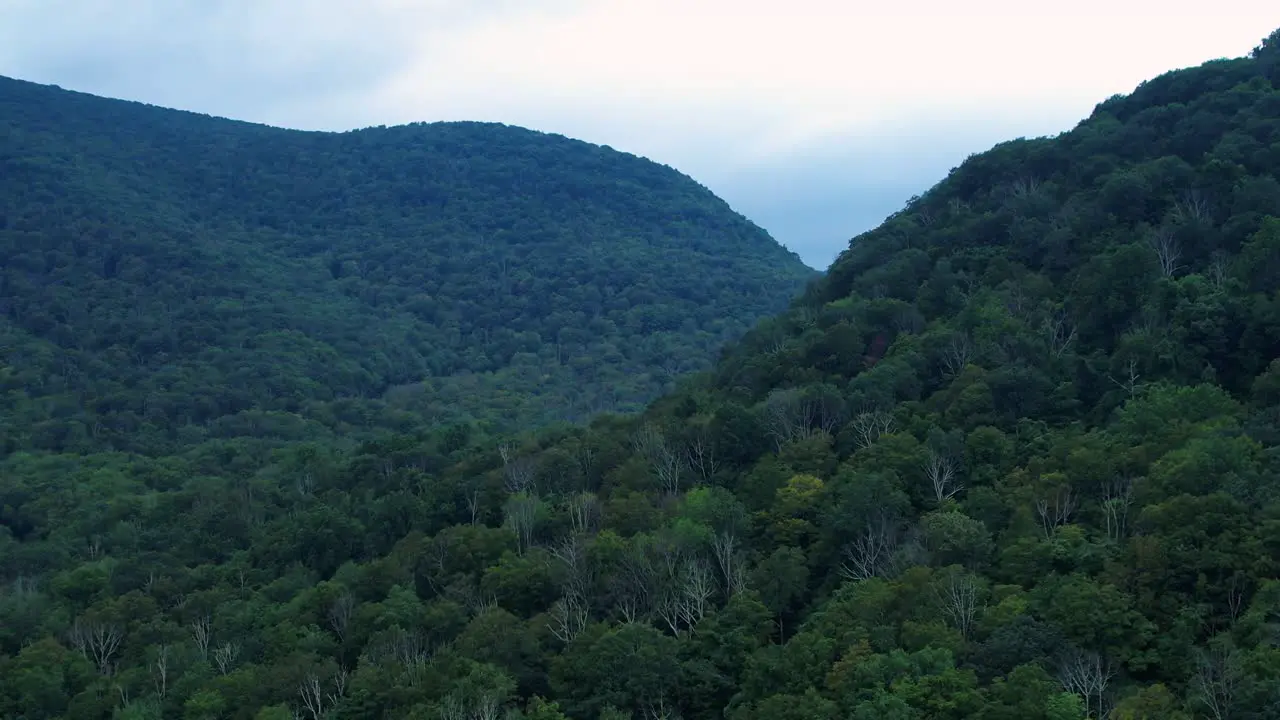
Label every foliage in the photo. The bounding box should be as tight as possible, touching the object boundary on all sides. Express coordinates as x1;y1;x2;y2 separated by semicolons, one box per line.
0;74;815;455
6;29;1280;720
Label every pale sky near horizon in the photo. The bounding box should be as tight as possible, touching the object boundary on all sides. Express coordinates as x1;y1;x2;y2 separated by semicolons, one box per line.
2;1;1277;268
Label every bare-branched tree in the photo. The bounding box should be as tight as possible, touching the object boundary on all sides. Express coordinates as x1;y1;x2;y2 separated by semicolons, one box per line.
1106;357;1142;398
213;641;240;676
1003;282;1033;322
763;388;817;450
650;543;687;636
1102;476;1133;542
1035;484;1077;538
331;667;349;707
849;410;894;450
550;535;594;607
188;609;211;655
711;530;747;598
567;492;602;536
548;595;589;644
462;478;482;526
1226;573;1249;622
1174;188;1212;224
632;423;686;496
69;618;124;675
1193;643;1242;720
503;493;539;554
613;581;644;625
685;428;720;486
151;644;171;700
298;673;326;720
498;442;536;494
642;693;680;720
473;691;501;720
438;692;468;720
299;666;349;719
328;592;355;641
812;388;848;436
923;447;962;503
678;557;716;627
936;568;981;640
614;545;655;624
840;511;900;581
422;534;451;595
1208;250;1230;291
940;333;973;376
655;589;684;636
1056;647;1114;719
572;436;598;490
1149;227;1183;277
1044;310;1077;358
365;626;432;686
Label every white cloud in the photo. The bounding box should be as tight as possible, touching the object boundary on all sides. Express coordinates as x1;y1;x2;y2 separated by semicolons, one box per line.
2;0;1278;267
366;1;1277;152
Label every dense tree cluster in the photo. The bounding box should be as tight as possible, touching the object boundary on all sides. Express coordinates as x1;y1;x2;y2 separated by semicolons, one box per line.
4;27;1280;720
0;75;815;455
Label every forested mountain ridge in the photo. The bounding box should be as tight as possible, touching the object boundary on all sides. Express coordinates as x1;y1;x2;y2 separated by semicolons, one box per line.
5;29;1280;720
0;75;816;455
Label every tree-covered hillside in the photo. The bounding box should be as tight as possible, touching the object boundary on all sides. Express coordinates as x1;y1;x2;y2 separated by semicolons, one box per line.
5;29;1280;720
0;76;815;456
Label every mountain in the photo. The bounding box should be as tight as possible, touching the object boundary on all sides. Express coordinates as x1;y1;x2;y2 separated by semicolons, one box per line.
5;28;1280;720
0;75;816;456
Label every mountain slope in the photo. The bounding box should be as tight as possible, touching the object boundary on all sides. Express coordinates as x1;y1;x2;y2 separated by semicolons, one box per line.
0;76;816;455
5;29;1280;720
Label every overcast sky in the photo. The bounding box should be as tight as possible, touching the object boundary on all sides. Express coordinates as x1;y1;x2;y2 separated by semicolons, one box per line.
2;1;1277;268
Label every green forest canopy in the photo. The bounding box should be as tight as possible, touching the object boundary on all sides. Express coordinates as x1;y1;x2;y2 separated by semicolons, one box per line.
0;75;815;456
3;26;1280;720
